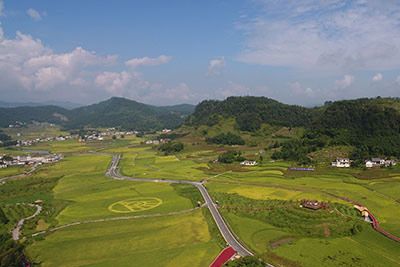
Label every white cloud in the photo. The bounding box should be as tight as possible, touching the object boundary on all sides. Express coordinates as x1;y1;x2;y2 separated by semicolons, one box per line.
290;81;314;97
95;71;146;94
335;74;354;88
125;55;171;68
0;30;116;91
27;8;42;21
95;70;197;104
237;1;400;71
207;57;225;76
372;73;383;82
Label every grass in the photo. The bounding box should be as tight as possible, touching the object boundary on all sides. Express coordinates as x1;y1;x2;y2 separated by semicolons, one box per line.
274;227;400;267
2;127;399;267
120;146;209;181
0;165;27;178
22;152;221;266
43;154;195;224
3;124;68;140
213;192;362;238
27;210;220;267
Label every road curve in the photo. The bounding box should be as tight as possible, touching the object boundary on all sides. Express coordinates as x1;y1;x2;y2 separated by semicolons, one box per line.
106;154;254;257
12;203;42;241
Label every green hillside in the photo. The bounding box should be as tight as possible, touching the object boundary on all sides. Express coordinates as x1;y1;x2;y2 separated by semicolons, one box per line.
187;96;400;163
0;97;195;131
187;96;314;131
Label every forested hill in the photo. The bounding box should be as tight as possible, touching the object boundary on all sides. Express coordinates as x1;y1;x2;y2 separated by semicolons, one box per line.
0;97;195;131
187;96;400;160
187;96;315;131
309;98;400;158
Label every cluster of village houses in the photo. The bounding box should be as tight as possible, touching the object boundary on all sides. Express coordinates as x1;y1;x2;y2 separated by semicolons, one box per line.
0;154;63;168
144;129;173;145
13;128;139;145
331;157;397;168
16;135;75;147
79;128;137;142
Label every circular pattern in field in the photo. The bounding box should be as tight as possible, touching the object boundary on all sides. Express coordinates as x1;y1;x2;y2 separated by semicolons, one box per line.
108;197;162;213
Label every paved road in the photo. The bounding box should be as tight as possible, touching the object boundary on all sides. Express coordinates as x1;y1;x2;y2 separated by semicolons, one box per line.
106;154;254;257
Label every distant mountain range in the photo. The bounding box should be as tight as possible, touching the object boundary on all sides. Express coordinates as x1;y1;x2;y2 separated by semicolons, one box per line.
0;97;195;131
0;101;83;110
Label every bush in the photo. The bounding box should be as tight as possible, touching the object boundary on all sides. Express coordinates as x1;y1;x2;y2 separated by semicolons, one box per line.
207;132;245;146
225;256;264;267
0;208;8;224
218;151;245;164
158;142;184;155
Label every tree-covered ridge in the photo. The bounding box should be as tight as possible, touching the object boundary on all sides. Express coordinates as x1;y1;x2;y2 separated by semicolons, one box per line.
188;96;400;161
273;98;400;162
0;97;195;131
188;96;314;130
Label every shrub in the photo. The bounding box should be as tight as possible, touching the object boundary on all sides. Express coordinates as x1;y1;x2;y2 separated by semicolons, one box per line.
206;132;245;146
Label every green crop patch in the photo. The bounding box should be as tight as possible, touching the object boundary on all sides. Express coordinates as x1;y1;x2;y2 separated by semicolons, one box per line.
108;197;162;213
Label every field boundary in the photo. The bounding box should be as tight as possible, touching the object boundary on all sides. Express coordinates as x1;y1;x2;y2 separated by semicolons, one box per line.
32;206;202;237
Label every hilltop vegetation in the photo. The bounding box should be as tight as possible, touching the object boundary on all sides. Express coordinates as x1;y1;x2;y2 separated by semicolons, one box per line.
187;96;400;163
0;97;194;131
187;96;314;130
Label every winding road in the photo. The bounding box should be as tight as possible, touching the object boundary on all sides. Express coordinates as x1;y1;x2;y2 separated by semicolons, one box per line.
12;203;42;241
106;154;254;257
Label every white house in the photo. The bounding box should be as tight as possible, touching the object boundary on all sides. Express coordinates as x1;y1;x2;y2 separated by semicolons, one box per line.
366;158;397;168
240;160;257;166
331;158;350;168
365;160;374;168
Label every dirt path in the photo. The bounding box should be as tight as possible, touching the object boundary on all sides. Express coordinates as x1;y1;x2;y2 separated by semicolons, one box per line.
12;204;42;241
32;206;202;237
0;164;38;184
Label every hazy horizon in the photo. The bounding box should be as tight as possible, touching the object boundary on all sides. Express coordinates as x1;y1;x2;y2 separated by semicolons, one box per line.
1;0;400;106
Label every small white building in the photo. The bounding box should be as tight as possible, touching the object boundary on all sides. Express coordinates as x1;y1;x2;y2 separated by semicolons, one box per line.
331;158;350;168
366;158;396;168
365;160;374;168
240;160;258;166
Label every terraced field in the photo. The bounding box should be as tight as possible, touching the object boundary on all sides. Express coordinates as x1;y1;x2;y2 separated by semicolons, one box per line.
27;210;220;267
1;136;399;267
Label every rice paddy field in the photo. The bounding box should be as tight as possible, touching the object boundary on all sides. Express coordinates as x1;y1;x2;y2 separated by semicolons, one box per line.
1;132;399;266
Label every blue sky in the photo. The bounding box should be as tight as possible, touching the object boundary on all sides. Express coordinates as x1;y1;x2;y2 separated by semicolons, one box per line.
0;0;400;106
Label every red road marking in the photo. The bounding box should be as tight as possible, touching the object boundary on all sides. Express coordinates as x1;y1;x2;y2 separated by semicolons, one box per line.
210;246;237;267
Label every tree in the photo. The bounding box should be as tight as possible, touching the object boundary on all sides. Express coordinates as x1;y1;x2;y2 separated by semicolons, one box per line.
158;142;184;155
206;132;245;146
225;256;265;267
218;151;245;164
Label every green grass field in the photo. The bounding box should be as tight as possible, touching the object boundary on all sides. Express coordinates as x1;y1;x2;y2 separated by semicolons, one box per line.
2;129;399;267
17;152;220;266
27;210;220;267
52;154;195;224
3;124;68;140
0;165;27;178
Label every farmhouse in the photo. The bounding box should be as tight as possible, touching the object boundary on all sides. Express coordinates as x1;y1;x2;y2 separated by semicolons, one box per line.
240;160;257;166
365;158;397;168
331;158;350;168
300;200;328;210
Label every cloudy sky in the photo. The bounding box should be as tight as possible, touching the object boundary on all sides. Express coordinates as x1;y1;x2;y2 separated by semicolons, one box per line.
1;0;400;106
